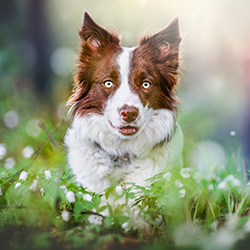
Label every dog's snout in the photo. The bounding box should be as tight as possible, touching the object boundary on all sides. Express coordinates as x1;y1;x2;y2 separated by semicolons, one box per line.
119;105;139;123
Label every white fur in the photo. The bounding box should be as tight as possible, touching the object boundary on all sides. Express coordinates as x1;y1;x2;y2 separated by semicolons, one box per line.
65;111;183;193
65;46;183;194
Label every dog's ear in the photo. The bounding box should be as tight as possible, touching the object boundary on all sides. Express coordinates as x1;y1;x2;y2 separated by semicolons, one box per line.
139;17;181;58
79;10;120;48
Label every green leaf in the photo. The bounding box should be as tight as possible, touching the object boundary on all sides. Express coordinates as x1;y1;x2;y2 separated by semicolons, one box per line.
74;201;85;222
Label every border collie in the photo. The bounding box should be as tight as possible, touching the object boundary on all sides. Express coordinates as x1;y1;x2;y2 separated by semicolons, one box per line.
65;11;183;196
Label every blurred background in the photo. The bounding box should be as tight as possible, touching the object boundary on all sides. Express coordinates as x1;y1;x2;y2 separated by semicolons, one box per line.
0;0;250;177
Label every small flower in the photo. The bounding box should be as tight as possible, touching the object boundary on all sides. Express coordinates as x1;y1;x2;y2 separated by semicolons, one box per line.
115;186;123;196
60;185;67;193
40;187;44;196
87;214;102;225
178;188;186;198
180;168;191;178
208;184;214;191
163;172;172;181
0;187;2;195
15;182;21;189
29;179;38;191
230;131;236;136
61;210;70;221
83;193;92;202
122;222;131;232
3;110;19;128
4;157;15;170
44;170;52;180
66;191;76;203
19;171;28;181
0;144;7;159
193;172;202;183
22;146;34;158
217;175;242;191
175;179;183;188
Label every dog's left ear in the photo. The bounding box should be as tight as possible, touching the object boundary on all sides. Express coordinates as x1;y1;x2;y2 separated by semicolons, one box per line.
139;17;181;56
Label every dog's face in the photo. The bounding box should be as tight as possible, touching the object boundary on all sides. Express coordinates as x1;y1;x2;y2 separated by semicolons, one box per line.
68;11;181;140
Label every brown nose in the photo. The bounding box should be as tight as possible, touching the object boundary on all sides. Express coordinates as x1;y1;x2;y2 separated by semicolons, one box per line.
119;105;139;123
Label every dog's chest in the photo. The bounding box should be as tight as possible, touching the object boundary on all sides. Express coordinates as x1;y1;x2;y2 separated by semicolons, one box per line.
106;145;169;186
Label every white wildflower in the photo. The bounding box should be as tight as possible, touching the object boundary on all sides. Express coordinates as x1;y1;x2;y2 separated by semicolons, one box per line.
156;215;163;226
29;179;38;191
83;193;92;202
61;210;70;221
66;191;76;203
19;171;28;181
0;144;7;159
0;187;2;195
4;157;15;170
230;131;236;136
175;179;183;188
40;187;44;196
180;168;191;178
15;182;21;189
217;180;228;191
208;184;214;191
87;214;102;225
44;170;52;180
163;172;172;181
193;172;202;183
3;110;19;128
60;185;67;193
179;189;186;198
217;175;242;191
122;222;131;232
22;146;34;158
115;186;123;196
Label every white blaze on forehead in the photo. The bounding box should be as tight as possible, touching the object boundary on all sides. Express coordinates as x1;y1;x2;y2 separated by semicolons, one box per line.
115;46;139;107
117;47;135;86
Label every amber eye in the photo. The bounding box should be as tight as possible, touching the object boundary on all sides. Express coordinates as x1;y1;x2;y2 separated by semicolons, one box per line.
141;81;151;89
103;80;114;88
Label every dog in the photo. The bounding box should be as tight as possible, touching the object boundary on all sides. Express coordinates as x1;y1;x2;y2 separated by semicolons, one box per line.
65;11;183;197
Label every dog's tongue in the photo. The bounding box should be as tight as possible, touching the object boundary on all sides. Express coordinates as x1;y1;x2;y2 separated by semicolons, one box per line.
119;126;138;136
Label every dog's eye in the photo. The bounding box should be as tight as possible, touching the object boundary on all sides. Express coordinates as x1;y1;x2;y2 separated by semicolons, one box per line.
141;81;151;89
103;81;114;88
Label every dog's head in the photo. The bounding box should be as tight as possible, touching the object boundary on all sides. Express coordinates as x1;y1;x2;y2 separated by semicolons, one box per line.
68;11;181;140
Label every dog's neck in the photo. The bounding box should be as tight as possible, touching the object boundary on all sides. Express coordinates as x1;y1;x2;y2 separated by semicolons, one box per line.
93;141;132;164
93;138;169;165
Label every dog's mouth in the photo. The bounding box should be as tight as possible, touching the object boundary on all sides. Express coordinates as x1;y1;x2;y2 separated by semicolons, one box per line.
119;126;139;136
109;122;139;136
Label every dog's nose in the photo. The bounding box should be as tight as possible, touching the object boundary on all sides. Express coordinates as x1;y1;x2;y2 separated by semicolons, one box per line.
119;105;139;123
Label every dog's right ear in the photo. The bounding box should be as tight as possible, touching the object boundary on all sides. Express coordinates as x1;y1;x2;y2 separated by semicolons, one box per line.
79;11;120;48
